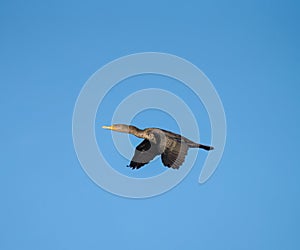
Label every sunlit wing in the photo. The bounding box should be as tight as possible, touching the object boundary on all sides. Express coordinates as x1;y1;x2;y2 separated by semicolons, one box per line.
161;141;189;169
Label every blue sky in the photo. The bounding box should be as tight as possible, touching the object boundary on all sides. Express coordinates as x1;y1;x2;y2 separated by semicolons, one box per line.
1;0;300;249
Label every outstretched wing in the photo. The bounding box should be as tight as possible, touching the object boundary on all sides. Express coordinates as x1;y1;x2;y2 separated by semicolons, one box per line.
129;139;160;169
161;141;189;169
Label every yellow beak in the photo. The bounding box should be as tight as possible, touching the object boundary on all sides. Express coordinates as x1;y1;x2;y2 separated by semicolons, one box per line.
102;125;113;130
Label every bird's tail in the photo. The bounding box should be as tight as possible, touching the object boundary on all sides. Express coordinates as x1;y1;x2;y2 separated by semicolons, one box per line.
198;144;214;151
188;142;214;151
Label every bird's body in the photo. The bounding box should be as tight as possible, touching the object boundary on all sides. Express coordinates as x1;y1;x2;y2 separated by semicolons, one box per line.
102;124;213;169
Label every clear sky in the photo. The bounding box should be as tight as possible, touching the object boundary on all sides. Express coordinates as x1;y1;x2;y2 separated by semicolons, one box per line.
1;0;300;249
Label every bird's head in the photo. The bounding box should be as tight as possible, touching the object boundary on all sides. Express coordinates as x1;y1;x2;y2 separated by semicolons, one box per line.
102;124;131;133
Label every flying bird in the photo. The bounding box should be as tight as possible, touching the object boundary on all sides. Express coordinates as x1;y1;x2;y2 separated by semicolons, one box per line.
102;124;213;169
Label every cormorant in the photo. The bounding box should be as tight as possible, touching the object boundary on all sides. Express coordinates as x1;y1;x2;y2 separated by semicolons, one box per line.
102;124;213;169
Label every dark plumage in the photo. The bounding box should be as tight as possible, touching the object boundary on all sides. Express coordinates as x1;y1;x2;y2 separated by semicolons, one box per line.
102;124;213;169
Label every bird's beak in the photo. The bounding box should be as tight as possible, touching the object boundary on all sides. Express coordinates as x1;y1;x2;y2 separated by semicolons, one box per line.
102;125;114;130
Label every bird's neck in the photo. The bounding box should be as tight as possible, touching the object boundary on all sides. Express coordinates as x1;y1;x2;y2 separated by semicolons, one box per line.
129;126;145;139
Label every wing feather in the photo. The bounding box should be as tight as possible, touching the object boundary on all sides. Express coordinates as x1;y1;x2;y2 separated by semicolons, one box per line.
129;139;160;169
161;141;189;169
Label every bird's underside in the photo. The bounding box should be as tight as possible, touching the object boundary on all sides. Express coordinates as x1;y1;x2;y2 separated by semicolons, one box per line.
129;138;189;169
128;128;206;169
